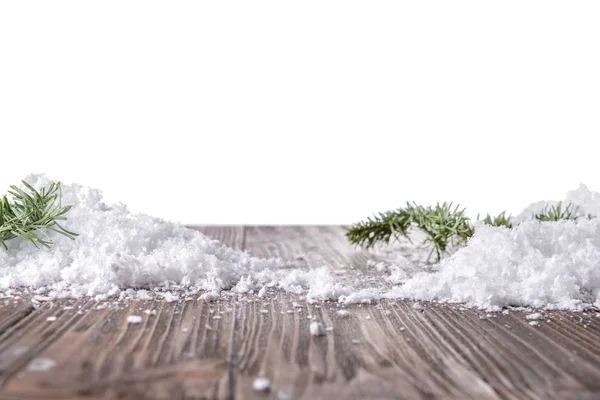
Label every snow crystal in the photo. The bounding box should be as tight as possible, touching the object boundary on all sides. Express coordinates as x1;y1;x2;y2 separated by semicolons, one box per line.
309;322;325;336
252;377;271;392
526;313;544;320
127;315;142;324
257;286;268;298
27;357;56;372
335;309;351;318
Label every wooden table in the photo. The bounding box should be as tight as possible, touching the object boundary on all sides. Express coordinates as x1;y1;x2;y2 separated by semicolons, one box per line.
0;226;599;399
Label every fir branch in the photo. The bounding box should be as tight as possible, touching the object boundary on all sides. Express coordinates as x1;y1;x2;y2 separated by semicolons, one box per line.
347;202;473;262
345;208;413;248
0;180;78;249
349;197;595;263
415;202;474;261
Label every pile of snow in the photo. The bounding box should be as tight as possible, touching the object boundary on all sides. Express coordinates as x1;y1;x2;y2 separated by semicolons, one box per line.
3;175;600;312
392;184;600;311
512;184;600;224
0;174;343;301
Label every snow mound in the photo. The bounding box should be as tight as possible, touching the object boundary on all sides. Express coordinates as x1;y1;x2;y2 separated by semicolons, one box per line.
395;185;600;310
0;175;339;301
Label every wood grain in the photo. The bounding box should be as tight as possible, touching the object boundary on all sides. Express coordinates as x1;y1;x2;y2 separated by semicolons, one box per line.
0;226;598;399
192;226;245;252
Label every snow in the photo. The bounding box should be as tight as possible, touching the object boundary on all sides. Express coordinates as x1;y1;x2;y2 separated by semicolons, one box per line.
394;217;600;310
526;313;544;320
0;175;326;301
252;377;271;392
309;322;325;336
127;315;142;324
27;357;56;372
3;175;600;313
199;292;220;301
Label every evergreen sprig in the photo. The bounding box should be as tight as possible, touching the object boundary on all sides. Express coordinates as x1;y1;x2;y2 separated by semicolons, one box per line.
0;181;78;249
347;202;473;262
348;197;598;263
345;208;413;248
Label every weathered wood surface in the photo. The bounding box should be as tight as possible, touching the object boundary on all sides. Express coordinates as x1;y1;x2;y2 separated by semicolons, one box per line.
0;226;598;399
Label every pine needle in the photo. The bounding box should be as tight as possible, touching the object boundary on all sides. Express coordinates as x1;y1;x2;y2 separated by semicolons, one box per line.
347;202;473;262
0;180;78;250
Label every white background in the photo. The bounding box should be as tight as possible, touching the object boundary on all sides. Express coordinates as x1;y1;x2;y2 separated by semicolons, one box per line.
1;1;599;224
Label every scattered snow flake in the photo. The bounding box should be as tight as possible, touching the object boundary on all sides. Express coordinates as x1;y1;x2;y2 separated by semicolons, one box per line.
257;286;268;298
143;309;157;316
310;322;325;336
46;316;57;322
27;358;56;372
352;339;361;344
252;377;271;392
161;292;179;302
127;316;143;324
336;310;351;318
260;309;269;314
136;290;153;301
529;321;540;327
526;313;544;320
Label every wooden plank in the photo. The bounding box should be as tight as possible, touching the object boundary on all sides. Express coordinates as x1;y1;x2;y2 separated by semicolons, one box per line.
238;226;600;400
188;226;245;251
244;225;375;273
0;226;599;399
0;296;236;399
0;300;34;337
